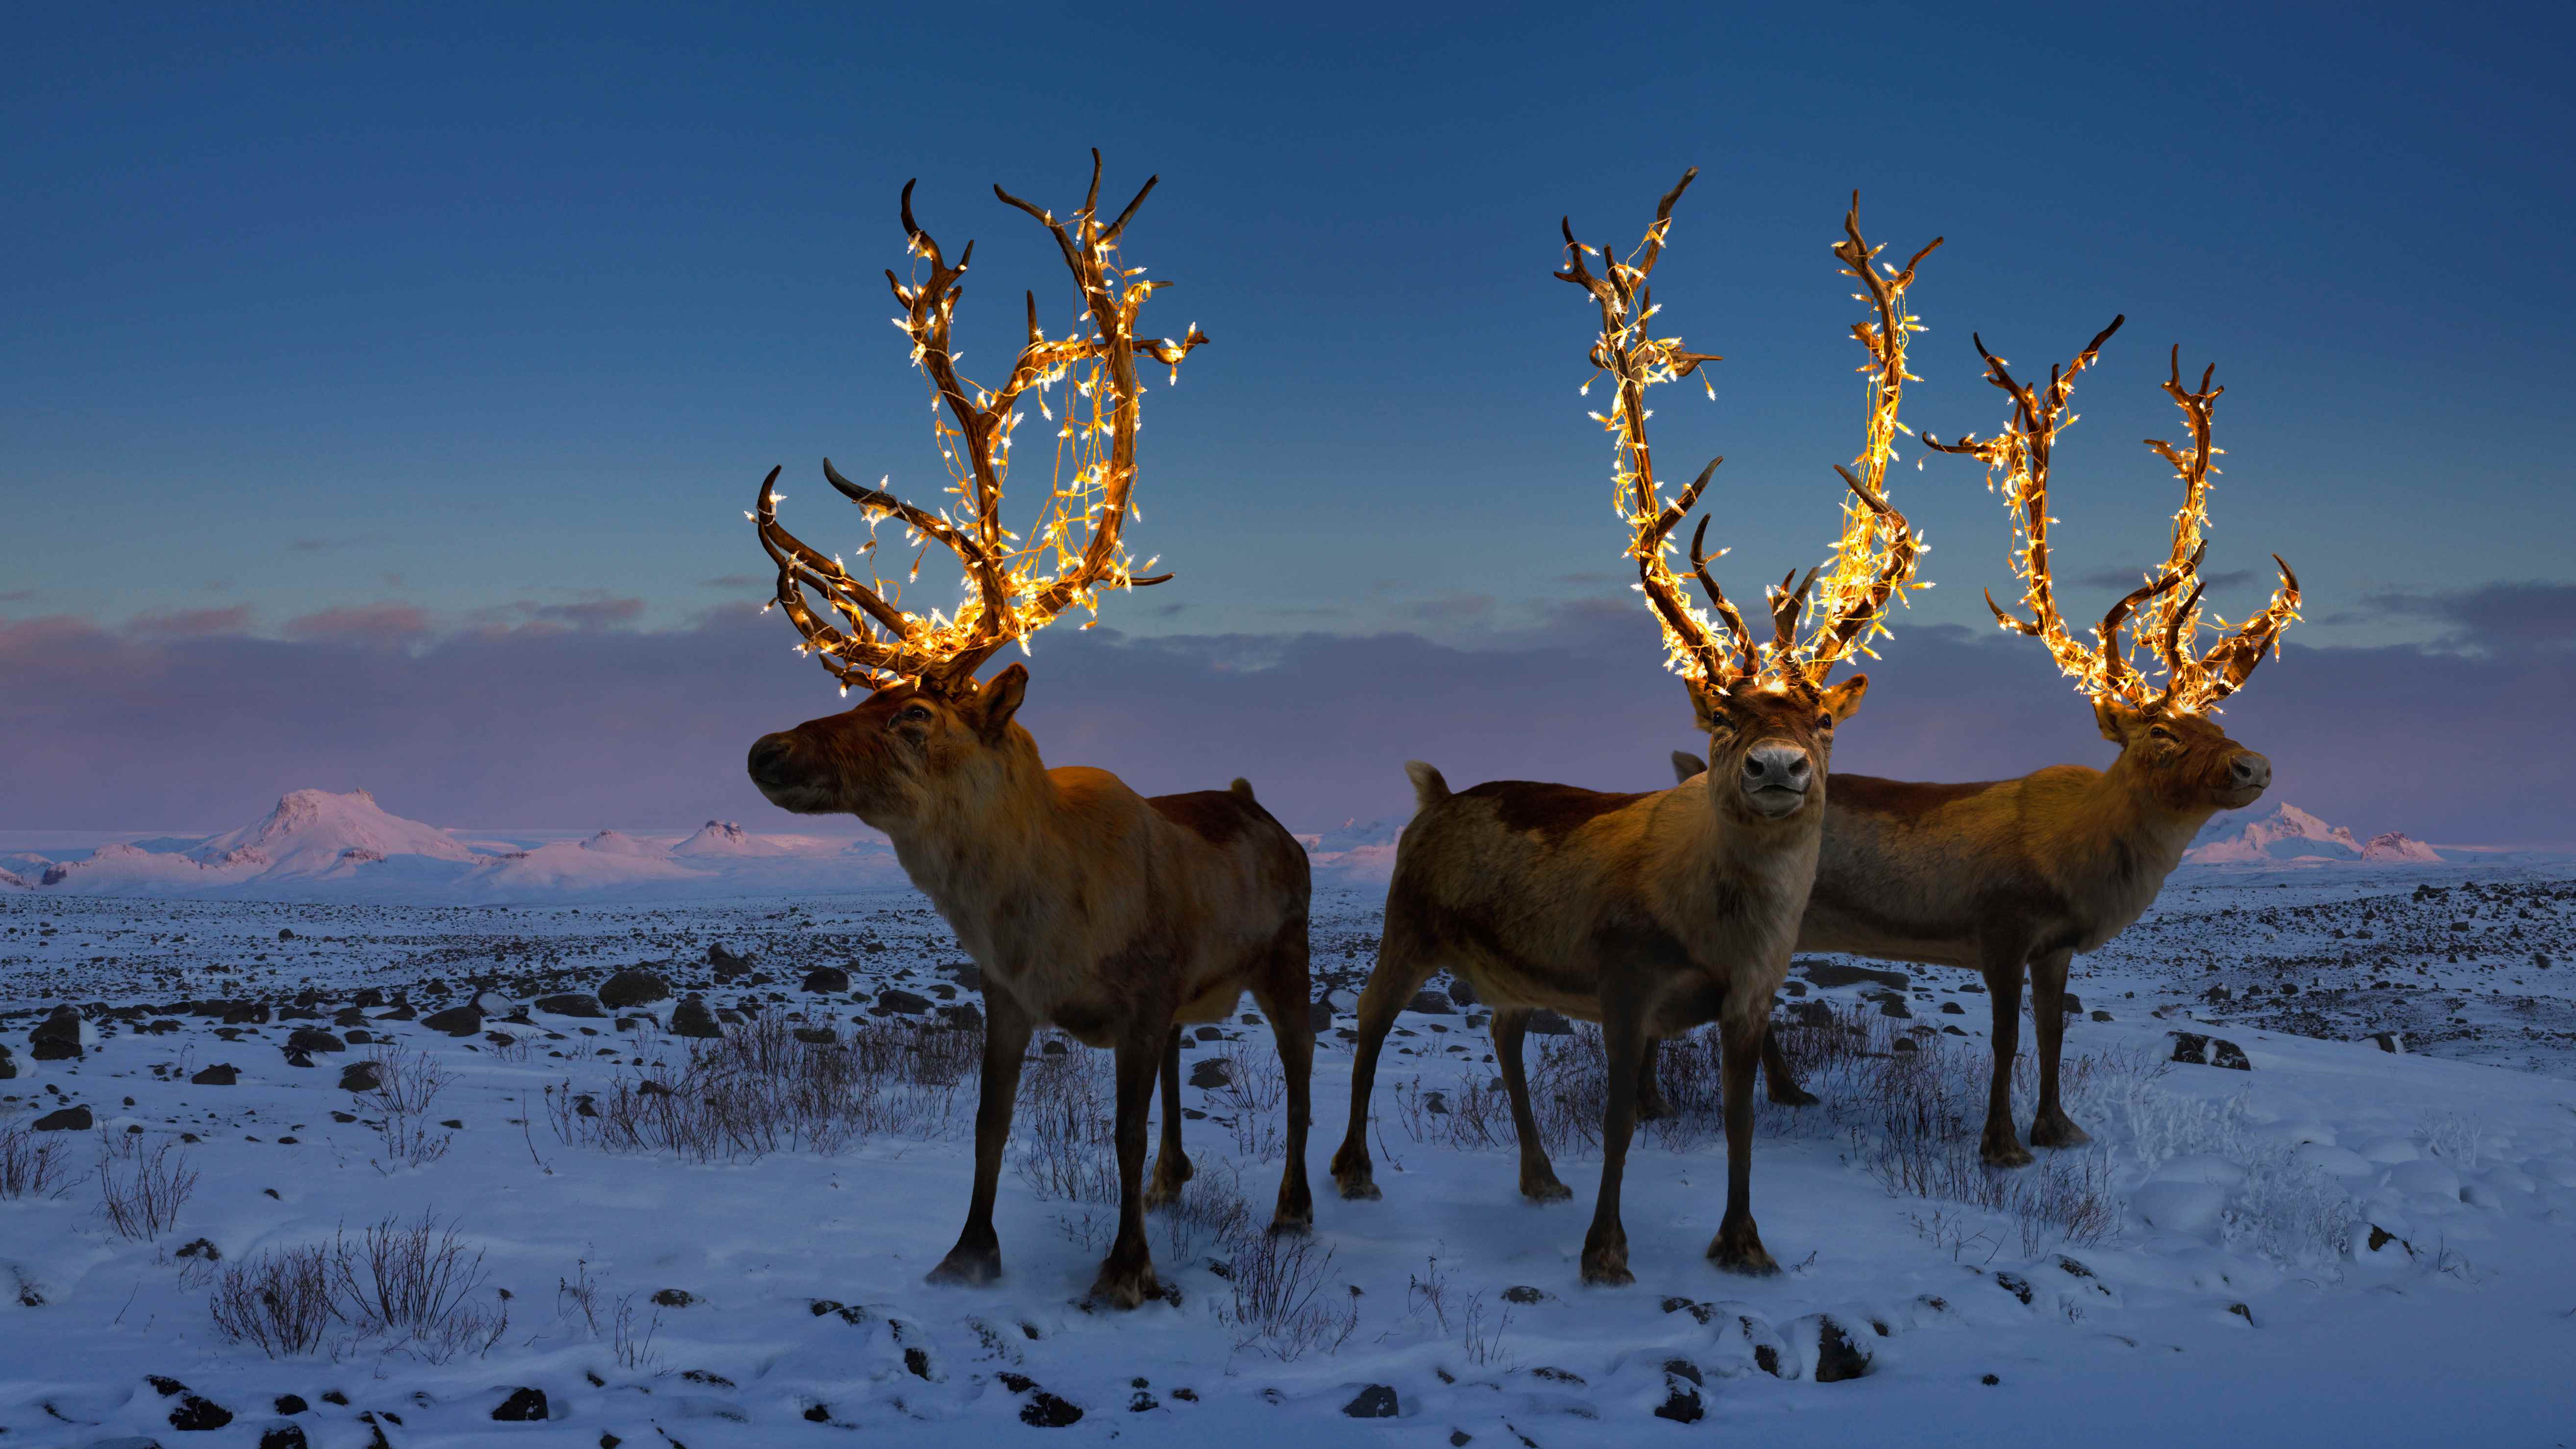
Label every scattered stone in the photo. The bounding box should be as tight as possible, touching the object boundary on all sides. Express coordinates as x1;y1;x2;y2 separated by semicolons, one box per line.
338;1061;383;1093
33;1105;93;1131
792;1026;837;1045
1654;1358;1705;1423
1309;998;1334;1032
492;1387;550;1421
668;996;722;1039
169;1392;234;1430
286;1028;344;1054
680;1370;735;1388
1187;1057;1232;1090
1524;1008;1572;1036
2091;1009;2115;1022
536;994;605;1018
651;1288;700;1308
874;987;932;1016
801;967;850;994
1406;989;1451;1015
1020;1392;1083;1427
176;1237;221;1262
192;1064;239;1086
2210;1038;2252;1070
599;969;671;1008
1343;1384;1399;1418
275;1394;308;1414
1993;1271;2035;1305
421;1005;482;1036
0;1043;14;1080
1500;1285;1550;1304
31;1007;83;1060
2170;1031;2210;1065
937;1003;983;1031
260;1424;310;1449
708;943;753;978
2228;1302;2255;1325
1810;1315;1873;1382
2369;1031;2406;1054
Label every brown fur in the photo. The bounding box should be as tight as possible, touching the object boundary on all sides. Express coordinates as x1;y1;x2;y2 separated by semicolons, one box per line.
1671;700;2270;1163
1332;677;1867;1286
748;665;1313;1307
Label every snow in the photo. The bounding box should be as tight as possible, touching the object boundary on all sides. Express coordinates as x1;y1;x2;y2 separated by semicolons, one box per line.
673;820;797;858
190;788;482;876
5;863;2576;1446
2362;831;2445;864
1304;817;1403;886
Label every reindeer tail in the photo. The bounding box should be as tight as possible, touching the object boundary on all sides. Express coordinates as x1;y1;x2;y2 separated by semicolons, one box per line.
1403;761;1451;811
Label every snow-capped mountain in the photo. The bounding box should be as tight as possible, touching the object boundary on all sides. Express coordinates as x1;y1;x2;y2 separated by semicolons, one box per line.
2362;831;2444;863
188;787;479;877
579;829;669;857
2185;802;2437;866
0;865;28;890
673;820;796;857
1305;816;1404;885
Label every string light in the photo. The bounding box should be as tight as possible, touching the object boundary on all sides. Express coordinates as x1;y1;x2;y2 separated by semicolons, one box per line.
1557;174;1930;696
750;153;1206;694
1927;327;2300;714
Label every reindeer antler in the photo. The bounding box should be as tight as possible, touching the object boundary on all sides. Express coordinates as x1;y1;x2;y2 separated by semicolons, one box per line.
1559;177;1929;699
1928;328;2300;713
752;152;1209;696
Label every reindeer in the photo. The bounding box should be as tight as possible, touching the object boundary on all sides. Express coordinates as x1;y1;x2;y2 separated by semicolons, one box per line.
1664;323;2301;1165
1328;175;1927;1284
742;155;1311;1309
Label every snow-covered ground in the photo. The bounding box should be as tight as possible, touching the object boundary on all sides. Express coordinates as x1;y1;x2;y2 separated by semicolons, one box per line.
4;863;2576;1448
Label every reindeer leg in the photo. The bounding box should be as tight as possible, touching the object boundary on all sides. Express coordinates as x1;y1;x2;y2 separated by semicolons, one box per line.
1144;1025;1194;1209
2026;947;2091;1149
1254;924;1316;1234
1707;997;1780;1275
1979;948;2035;1167
1580;997;1646;1286
1330;917;1435;1201
1493;1007;1571;1202
1635;1035;1674;1121
927;989;1033;1287
1761;1020;1819;1106
1090;1020;1170;1310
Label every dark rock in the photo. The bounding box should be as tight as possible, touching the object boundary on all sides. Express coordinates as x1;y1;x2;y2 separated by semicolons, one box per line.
176;1237;221;1262
937;1003;983;1031
1343;1384;1399;1418
2369;1031;2405;1054
1406;989;1451;1015
33;1105;93;1131
599;969;671;1008
31;1035;82;1061
0;1044;14;1080
170;1392;235;1430
707;943;753;977
681;1369;735;1388
1939;1000;1965;1014
2210;1039;2252;1071
1524;1008;1572;1036
1801;961;1910;990
274;1394;308;1415
286;1028;344;1054
191;1064;239;1086
260;1424;310;1449
651;1288;700;1307
792;1026;837;1045
1020;1391;1083;1427
668;996;721;1039
491;1387;549;1422
338;1061;383;1093
1309;997;1334;1032
1994;1271;2034;1304
1653;1365;1705;1424
2169;1031;2210;1065
536;994;605;1018
421;1006;482;1036
1187;1057;1231;1090
1500;1285;1550;1304
874;987;931;1016
803;1403;832;1423
2062;992;2083;1015
801;967;850;994
1811;1316;1873;1382
1442;975;1477;1006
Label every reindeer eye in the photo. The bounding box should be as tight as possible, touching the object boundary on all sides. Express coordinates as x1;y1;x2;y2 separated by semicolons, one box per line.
1815;714;1835;732
895;705;932;726
2148;725;2174;742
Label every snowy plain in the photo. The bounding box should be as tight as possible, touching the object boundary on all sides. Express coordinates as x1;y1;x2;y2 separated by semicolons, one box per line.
3;797;2576;1447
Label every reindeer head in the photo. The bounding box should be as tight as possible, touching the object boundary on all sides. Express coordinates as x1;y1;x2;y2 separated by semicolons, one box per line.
1558;177;1932;823
748;665;1031;828
742;154;1202;830
1929;329;2296;820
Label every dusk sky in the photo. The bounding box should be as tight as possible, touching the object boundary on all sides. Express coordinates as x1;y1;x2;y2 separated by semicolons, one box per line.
5;4;2572;841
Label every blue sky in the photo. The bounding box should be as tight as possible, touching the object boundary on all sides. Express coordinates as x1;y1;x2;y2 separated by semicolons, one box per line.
4;3;2573;834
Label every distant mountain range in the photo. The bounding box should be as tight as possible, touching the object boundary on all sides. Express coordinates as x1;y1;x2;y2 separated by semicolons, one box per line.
12;788;908;901
2184;801;2448;866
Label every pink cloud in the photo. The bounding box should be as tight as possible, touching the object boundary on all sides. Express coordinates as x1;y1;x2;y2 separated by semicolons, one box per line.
283;603;432;639
131;605;257;637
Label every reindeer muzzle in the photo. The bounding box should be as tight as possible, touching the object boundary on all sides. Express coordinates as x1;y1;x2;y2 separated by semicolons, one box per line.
1740;743;1814;816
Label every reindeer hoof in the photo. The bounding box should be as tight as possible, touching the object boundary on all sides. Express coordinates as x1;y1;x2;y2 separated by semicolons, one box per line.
1981;1138;2035;1168
925;1247;1003;1287
1521;1177;1575;1204
1580;1253;1634;1287
1267;1212;1314;1238
1769;1084;1821;1107
2028;1113;2092;1149
1144;1154;1194;1209
1086;1262;1168;1311
1328;1145;1379;1201
1637;1096;1675;1123
1707;1225;1778;1277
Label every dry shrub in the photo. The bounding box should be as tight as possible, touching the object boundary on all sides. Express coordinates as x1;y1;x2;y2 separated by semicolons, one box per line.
1011;1043;1117;1203
548;1013;971;1164
0;1120;75;1201
331;1211;507;1362
96;1130;197;1240
209;1244;337;1357
358;1045;458;1172
1222;1230;1357;1361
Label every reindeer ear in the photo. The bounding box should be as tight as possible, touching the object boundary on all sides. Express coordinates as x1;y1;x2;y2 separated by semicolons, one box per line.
1818;673;1869;723
1688;681;1730;735
2093;694;2140;744
1671;750;1707;783
973;663;1029;739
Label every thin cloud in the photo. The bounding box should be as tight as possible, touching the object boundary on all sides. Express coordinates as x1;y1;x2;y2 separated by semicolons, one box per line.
701;574;763;589
130;605;256;637
283;603;432;639
2351;582;2576;652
